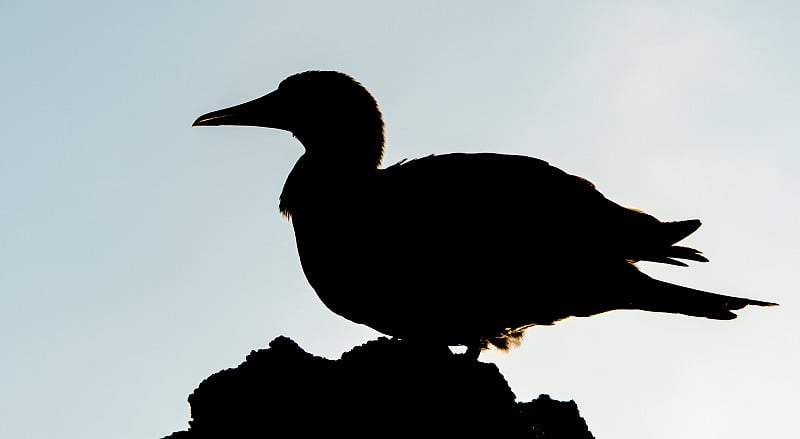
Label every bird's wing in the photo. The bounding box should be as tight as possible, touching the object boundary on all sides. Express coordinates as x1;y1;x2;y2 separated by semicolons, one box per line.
376;152;664;261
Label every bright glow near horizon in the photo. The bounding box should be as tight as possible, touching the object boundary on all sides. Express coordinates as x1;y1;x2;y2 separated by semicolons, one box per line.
1;2;797;438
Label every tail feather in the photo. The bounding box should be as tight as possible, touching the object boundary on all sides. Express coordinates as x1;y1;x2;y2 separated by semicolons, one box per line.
632;278;778;320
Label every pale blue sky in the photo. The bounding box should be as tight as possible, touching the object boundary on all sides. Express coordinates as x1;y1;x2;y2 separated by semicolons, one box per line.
1;1;797;438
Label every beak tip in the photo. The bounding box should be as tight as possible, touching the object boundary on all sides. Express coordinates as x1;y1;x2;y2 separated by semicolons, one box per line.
191;114;219;127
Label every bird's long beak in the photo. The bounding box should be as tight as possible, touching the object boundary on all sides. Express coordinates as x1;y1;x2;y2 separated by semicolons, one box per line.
192;89;288;129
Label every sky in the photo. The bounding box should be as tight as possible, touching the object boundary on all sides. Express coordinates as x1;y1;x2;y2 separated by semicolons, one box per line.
1;1;797;438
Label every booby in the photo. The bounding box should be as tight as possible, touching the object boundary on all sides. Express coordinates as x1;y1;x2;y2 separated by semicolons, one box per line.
193;70;776;356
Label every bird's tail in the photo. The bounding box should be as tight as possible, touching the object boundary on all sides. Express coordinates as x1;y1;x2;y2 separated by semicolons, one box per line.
631;278;777;320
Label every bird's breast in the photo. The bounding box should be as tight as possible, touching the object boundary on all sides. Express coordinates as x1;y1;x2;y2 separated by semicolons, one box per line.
281;165;390;322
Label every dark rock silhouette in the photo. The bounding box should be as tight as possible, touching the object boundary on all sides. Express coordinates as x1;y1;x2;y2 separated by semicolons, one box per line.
192;70;776;356
164;336;594;438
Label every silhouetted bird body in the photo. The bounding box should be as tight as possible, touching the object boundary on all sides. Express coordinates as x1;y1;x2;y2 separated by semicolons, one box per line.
193;71;776;353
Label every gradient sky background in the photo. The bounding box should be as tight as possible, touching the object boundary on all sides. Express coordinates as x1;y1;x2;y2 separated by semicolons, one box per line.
2;1;797;438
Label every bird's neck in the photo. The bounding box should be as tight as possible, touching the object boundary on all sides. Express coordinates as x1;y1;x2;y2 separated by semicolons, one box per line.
279;152;380;219
294;123;384;169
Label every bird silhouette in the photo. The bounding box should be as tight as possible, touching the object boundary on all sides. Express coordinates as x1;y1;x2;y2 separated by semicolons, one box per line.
193;70;776;357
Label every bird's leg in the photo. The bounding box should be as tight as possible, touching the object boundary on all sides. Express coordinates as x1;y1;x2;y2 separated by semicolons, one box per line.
463;342;483;361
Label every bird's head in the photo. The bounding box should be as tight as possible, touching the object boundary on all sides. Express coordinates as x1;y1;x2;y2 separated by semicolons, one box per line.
193;70;385;168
